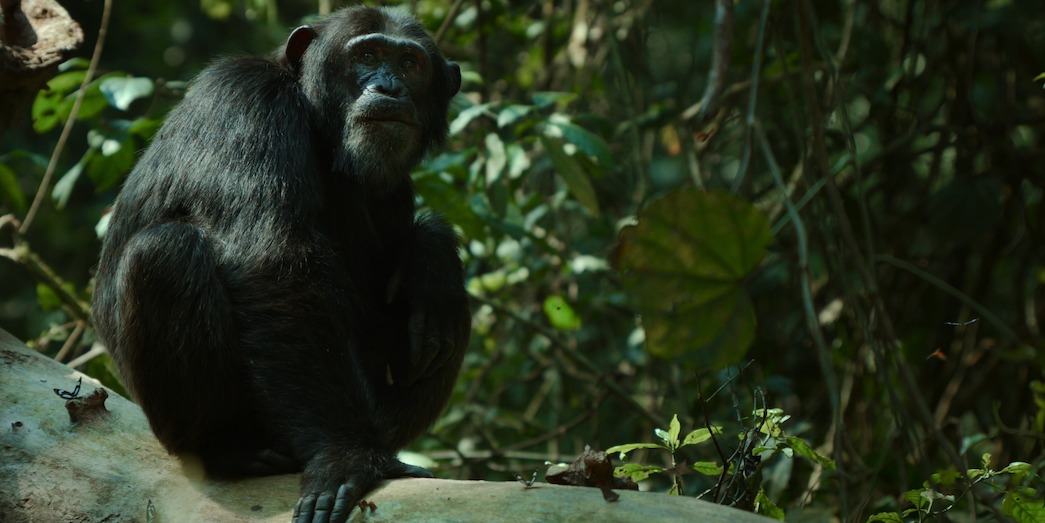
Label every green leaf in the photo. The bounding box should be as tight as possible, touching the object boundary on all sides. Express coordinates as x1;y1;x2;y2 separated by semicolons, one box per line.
36;284;62;310
52;157;87;209
617;189;771;367
100;76;155;110
44;70;88;94
681;426;721;447
755;488;785;520
1002;461;1032;475
931;466;961;486
449;102;491;135
666;415;681;448
605;442;665;458
692;460;723;476
1003;488;1045;522
903;489;929;510
783;436;836;470
532;91;577;109
613;463;664;483
866;513;905;523
546;115;612;168
541;136;600;217
484;133;506;184
0;163;26;212
497;104;532;128
543;295;581;331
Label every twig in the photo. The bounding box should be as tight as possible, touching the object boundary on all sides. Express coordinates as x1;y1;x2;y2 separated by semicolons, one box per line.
20;0;113;234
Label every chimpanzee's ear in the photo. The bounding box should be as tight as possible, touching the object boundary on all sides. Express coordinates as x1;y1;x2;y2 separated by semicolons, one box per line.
445;62;462;97
285;26;317;70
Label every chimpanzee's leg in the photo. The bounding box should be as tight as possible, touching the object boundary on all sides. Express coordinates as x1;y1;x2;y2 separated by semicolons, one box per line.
101;222;294;476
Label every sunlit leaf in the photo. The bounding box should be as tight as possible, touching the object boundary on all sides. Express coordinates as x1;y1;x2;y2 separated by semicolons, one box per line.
543;295;581;331
1001;462;1032;475
497;104;532;128
1003;488;1045;522
681;426;721;447
783;436;836;470
52;157;87;209
692;460;723;476
667;414;681;448
450;102;491;135
613;462;663;483
605;442;665;458
100;77;155;110
484;133;506;184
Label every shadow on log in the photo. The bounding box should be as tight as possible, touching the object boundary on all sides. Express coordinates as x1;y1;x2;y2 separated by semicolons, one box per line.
0;328;774;522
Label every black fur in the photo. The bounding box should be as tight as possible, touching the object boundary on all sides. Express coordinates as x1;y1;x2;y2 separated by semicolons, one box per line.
92;7;468;523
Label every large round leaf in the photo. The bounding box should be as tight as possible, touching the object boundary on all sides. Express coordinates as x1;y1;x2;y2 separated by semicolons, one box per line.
617;189;771;368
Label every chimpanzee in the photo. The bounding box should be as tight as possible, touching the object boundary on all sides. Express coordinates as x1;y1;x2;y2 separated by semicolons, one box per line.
91;6;469;523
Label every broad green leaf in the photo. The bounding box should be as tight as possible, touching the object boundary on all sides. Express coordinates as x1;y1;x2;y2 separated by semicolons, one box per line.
0;164;26;212
100;76;155;110
682;426;721;447
52;157;87;209
613;463;663;483
547;115;612;168
32;80;77;133
543;295;581;331
541;136;599;217
532;91;577;109
692;460;723;476
667;415;681;448
449;102;491;136
36;284;59;310
484;133;506;184
1003;488;1045;522
617;189;771;367
755;488;785;520
866;513;904;523
497;104;532;128
931;466;961;486
784;436;836;470
44;70;87;94
605;442;665;458
903;489;929;510
1002;461;1032;474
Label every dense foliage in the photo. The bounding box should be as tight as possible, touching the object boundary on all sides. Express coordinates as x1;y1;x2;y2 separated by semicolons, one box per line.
2;0;1043;520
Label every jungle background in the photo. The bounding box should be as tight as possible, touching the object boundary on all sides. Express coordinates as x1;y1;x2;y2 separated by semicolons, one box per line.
1;0;1043;521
